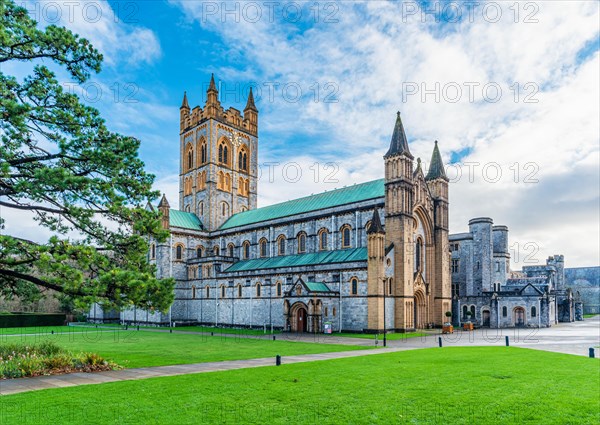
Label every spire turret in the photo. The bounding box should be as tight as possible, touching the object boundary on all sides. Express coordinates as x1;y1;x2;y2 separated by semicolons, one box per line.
181;91;189;109
367;209;384;234
425;141;448;181
385;112;413;159
208;73;217;93
244;87;257;112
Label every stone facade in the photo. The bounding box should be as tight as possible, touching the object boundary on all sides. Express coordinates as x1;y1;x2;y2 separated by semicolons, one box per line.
450;218;574;328
91;78;452;332
564;267;599;315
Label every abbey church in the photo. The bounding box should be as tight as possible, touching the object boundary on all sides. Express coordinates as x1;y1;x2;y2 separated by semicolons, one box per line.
90;76;573;332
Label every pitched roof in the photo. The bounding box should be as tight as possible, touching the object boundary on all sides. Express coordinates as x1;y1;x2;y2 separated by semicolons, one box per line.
223;247;367;272
385;112;413;159
304;282;332;292
425;141;448;181
219;179;384;230
169;210;203;230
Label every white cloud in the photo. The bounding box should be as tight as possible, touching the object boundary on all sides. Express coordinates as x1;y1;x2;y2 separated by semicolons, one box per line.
171;1;600;267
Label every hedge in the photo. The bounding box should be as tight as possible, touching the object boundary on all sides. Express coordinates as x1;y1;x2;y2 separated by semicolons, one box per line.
0;313;67;328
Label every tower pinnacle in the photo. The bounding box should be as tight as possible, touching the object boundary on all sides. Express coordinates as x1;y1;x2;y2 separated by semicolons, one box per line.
425;141;448;181
384;112;413;159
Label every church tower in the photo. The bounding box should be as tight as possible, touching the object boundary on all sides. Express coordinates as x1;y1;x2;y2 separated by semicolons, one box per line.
384;112;416;331
425;141;451;322
179;75;258;231
366;209;386;331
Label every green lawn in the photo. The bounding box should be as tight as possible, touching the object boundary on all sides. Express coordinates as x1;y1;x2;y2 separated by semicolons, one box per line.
584;313;598;319
0;325;93;336
1;327;365;368
1;347;597;424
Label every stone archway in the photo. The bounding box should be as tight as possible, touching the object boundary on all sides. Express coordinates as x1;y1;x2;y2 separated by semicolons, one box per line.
513;307;525;327
289;302;308;332
414;289;427;329
482;309;491;327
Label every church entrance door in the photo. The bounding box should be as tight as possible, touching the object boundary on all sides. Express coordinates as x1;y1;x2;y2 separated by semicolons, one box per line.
290;303;308;332
482;310;490;327
513;307;525;327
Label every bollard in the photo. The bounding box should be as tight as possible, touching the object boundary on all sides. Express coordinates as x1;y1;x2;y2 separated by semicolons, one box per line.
211;331;214;336
438;337;442;348
505;336;510;347
273;335;276;341
125;325;128;330
51;330;54;335
276;355;281;366
137;325;139;331
589;348;595;358
170;328;173;334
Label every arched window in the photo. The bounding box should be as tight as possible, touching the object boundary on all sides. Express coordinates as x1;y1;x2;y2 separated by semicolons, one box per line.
531;306;537;318
213;246;220;256
463;305;468;318
199;139;207;164
470;305;476;318
415;238;423;272
502;306;508;317
220;285;226;298
150;243;156;259
238;145;249;172
198;201;204;216
318;228;328;251
256;283;261;297
237;284;242;298
175;244;184;260
205;285;210;298
227;243;234;257
224;173;231;192
197;172;206;191
221;202;229;216
217;171;224;190
259;238;268;258
218;138;230;165
340;225;352;249
350;277;358;295
297;232;307;254
185;143;194;171
325;307;328;316
192;285;196;299
276;282;282;297
277;235;286;256
196;246;204;258
242;241;250;259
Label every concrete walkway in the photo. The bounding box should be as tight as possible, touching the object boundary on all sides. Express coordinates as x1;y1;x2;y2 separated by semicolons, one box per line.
0;346;412;396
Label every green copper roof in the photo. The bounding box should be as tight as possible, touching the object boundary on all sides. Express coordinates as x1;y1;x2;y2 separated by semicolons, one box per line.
223;247;367;272
169;210;203;230
304;282;332;292
220;179;384;230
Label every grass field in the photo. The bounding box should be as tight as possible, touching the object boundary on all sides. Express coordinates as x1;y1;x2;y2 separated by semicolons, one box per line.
1;347;597;424
0;326;365;368
335;331;429;340
584;313;598;319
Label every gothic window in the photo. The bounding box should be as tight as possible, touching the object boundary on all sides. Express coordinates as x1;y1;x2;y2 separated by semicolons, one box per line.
220;285;226;298
297;232;306;254
237;284;242;298
197;172;206;191
197;138;207;165
277;235;286;256
192;286;196;299
175;243;184;261
221;202;230;216
259;238;268;258
213;246;220;256
340;225;352;249
415;238;424;272
150;243;155;259
242;241;250;259
451;259;459;273
463;305;468;318
227;243;234;257
350;277;358;295
218;139;231;166
196;246;204;258
218;144;223;163
531;306;537;317
198;201;204;216
205;286;210;298
185;143;194;171
256;283;261;297
238;145;249;172
276;282;282;297
502;306;508;317
318;228;328;251
217;171;224;190
470;305;476;318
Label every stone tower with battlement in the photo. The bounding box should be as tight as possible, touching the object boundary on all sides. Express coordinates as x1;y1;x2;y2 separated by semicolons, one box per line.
179;75;258;231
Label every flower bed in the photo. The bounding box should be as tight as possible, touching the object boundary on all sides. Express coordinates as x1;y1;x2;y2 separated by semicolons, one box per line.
0;341;120;379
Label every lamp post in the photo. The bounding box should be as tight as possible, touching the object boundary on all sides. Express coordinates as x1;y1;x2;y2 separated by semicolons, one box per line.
382;277;388;347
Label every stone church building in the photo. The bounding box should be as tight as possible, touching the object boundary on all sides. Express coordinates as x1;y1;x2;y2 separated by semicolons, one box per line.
92;76;453;332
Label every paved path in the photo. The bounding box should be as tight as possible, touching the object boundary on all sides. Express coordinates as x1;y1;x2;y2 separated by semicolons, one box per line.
1;317;597;396
0;346;411;396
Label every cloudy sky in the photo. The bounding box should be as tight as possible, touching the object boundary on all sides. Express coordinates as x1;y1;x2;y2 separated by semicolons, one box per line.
4;1;599;268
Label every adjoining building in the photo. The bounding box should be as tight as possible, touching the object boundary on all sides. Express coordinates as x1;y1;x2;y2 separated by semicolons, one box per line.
450;218;577;328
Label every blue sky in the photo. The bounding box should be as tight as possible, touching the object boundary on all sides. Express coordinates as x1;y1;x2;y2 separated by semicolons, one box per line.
6;1;600;267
